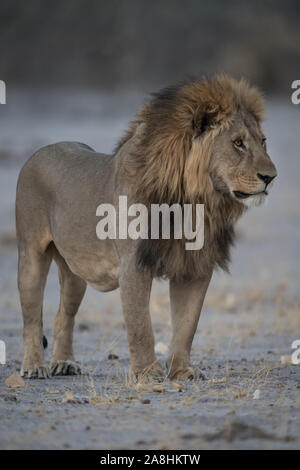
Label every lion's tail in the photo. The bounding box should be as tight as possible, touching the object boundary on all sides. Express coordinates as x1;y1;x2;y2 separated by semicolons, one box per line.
43;335;48;349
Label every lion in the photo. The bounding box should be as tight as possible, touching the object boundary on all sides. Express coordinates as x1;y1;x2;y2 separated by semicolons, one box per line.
16;74;277;381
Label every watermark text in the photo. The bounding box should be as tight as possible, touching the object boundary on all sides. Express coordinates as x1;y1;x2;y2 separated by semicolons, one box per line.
0;340;6;365
96;196;204;250
0;80;6;104
291;80;300;104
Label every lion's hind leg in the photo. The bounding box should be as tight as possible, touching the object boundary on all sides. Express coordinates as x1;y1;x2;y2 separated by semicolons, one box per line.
50;246;86;376
19;244;52;379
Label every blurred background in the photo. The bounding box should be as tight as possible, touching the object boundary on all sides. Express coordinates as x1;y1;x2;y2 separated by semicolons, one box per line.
1;0;300;92
0;0;300;163
0;0;299;323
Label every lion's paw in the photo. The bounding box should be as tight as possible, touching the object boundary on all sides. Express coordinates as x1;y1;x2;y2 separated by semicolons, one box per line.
131;362;165;384
21;364;50;379
167;366;207;382
50;360;82;376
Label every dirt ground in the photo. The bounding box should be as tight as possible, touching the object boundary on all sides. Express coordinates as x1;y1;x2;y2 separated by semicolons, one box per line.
0;94;299;449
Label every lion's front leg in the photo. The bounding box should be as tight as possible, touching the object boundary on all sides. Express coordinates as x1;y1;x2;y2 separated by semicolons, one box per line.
167;272;212;381
119;253;164;383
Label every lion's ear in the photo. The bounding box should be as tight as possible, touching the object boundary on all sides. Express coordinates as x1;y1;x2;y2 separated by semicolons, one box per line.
192;102;221;136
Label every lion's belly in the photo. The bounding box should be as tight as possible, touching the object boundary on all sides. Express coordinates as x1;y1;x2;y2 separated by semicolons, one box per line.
56;241;120;292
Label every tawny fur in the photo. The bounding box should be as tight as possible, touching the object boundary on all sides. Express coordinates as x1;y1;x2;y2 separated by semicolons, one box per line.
117;74;267;280
16;74;277;382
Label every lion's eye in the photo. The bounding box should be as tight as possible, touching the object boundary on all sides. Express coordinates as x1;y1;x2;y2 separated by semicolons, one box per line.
262;137;266;147
233;138;243;148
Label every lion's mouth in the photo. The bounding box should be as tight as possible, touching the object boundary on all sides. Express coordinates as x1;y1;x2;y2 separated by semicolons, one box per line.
233;190;268;199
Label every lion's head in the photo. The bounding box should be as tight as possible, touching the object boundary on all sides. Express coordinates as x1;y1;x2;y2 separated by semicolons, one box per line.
116;74;278;280
120;73;277;210
194;95;277;208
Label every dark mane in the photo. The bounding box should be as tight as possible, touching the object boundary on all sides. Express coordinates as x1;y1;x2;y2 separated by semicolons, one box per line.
116;74;263;280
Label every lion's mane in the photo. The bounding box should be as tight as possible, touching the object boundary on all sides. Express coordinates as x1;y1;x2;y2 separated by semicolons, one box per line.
115;74;265;281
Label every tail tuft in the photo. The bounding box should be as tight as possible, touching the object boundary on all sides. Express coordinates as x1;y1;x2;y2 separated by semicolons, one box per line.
43;335;48;349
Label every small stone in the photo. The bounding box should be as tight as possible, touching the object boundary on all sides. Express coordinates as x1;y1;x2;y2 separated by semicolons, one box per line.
108;353;119;360
135;382;147;391
140;399;151;404
212;377;226;384
63;391;76;403
5;372;25;388
4;395;17;402
172;382;184;392
154;342;168;354
281;355;293;366
152;385;167;393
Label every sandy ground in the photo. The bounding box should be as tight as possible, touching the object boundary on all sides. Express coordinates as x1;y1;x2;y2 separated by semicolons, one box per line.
0;93;299;450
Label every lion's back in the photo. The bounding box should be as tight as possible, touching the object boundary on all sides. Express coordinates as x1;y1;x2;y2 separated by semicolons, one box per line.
16;142;114;242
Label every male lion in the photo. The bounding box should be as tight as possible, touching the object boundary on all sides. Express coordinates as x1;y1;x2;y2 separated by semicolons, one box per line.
16;74;277;381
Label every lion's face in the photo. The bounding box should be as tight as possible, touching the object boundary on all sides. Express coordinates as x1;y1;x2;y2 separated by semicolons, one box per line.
210;111;277;207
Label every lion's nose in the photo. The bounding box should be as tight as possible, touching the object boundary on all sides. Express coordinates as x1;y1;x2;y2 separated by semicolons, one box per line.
257;173;276;186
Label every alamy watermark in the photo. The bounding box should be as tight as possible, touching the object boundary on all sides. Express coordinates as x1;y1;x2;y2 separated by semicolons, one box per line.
291;339;300;365
0;340;6;365
291;80;300;105
96;196;204;250
0;80;6;104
